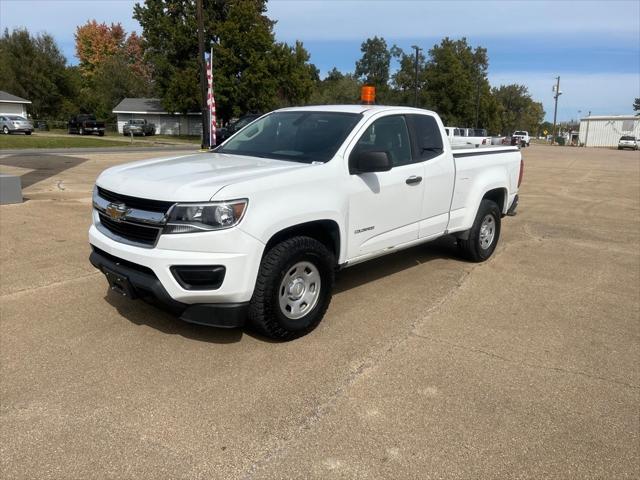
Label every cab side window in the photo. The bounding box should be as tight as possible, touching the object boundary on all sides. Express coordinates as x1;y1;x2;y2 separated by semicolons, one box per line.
352;115;412;168
409;114;444;160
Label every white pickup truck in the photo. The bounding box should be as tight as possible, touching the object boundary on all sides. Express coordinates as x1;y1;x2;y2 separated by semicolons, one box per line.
445;127;492;148
90;105;522;339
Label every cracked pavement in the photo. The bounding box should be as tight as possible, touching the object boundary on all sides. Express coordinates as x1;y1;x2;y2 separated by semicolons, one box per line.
1;145;638;479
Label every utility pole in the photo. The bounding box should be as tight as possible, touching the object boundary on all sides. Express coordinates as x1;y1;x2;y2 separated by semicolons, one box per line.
584;110;591;147
412;45;421;107
551;75;561;145
474;77;481;128
196;0;209;150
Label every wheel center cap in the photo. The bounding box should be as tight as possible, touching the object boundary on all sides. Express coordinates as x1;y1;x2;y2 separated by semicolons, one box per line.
288;278;306;300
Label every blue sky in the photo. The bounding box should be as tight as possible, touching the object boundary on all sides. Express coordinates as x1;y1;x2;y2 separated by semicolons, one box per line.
2;0;639;121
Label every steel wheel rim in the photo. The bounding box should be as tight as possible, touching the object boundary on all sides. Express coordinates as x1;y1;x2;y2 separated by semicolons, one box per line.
479;214;496;250
278;261;321;320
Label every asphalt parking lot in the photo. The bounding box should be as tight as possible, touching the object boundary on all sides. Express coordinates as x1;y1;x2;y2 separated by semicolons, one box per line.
1;145;638;479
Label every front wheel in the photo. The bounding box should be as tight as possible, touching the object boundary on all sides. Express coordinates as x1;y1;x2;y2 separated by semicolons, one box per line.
249;236;335;340
458;199;501;262
2;126;9;134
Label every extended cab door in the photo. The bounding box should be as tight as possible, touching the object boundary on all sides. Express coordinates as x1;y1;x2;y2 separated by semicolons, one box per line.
407;114;455;239
346;114;425;259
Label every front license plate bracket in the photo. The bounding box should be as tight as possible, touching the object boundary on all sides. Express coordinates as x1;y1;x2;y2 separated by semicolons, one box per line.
103;267;137;298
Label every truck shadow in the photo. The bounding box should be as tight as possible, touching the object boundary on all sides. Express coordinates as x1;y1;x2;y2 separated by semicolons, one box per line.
103;235;462;344
334;235;461;294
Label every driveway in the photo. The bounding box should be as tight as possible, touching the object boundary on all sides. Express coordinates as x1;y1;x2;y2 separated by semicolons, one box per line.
1;146;638;479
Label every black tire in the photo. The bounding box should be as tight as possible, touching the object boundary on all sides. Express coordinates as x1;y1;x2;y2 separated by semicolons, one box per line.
98;132;104;137
25;131;32;135
249;236;335;340
458;199;501;262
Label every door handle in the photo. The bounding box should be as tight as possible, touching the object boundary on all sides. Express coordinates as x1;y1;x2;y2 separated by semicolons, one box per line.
405;175;423;185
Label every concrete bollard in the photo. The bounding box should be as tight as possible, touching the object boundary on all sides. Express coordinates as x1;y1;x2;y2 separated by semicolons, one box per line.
0;174;23;204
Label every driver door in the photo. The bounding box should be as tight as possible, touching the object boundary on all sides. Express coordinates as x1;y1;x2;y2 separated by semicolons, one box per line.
346;114;424;259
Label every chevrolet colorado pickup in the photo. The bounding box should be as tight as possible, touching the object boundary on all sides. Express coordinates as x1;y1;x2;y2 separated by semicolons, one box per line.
89;105;522;339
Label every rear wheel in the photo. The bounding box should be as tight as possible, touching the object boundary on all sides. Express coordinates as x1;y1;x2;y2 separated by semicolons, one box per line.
2;126;9;135
458;199;501;262
249;236;335;340
25;131;32;135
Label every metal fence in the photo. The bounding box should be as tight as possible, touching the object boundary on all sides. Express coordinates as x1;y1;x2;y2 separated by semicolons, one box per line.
31;119;119;133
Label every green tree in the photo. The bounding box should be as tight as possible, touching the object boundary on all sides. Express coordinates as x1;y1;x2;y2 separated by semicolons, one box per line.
634;97;640;115
0;28;75;119
389;45;425;107
492;84;545;135
134;0;317;122
354;36;391;99
310;68;361;105
421;37;498;131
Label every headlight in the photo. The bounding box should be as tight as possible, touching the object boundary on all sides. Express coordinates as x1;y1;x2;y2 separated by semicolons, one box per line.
164;199;248;234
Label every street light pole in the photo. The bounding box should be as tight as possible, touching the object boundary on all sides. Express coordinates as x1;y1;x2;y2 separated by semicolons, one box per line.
551;75;561;145
196;0;209;150
412;45;421;107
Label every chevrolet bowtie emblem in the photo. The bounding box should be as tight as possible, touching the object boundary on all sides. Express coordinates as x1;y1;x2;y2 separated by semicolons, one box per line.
105;202;129;222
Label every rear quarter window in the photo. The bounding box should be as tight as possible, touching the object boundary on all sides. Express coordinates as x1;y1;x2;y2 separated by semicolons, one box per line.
409;114;444;160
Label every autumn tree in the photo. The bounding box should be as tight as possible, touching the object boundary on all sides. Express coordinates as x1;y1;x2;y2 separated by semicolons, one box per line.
74;20;152;119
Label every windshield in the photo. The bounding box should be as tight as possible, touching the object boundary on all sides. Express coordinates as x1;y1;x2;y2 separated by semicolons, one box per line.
131;120;145;125
514;131;527;136
8;115;26;121
620;136;635;141
217;111;362;163
233;115;259;130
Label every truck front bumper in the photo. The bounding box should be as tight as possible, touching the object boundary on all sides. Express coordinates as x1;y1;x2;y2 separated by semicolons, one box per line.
88;222;265;328
89;247;248;327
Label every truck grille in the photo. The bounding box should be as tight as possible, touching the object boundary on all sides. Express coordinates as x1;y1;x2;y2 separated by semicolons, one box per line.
98;213;162;246
97;187;174;213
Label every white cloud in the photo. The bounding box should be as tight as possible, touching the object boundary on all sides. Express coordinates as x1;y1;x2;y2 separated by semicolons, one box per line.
268;0;639;40
489;72;640;121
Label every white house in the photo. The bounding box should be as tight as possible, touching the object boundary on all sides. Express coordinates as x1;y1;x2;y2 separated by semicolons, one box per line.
112;98;202;135
579;115;640;147
0;91;31;117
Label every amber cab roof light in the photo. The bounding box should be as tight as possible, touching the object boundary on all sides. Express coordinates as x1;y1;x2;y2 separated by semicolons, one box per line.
361;86;376;105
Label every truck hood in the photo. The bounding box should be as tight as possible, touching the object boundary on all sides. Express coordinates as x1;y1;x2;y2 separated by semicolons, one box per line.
96;152;307;202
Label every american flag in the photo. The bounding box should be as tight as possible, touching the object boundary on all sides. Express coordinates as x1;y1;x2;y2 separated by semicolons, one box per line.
205;49;216;148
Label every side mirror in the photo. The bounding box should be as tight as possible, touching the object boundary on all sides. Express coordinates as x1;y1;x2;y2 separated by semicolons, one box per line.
350;150;392;174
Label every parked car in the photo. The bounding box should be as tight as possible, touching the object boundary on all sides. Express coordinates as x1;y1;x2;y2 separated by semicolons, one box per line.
123;119;156;136
215;113;262;145
0;115;33;135
89;105;522;339
68;114;105;136
618;136;638;150
512;131;530;147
